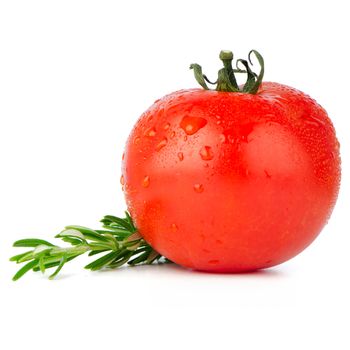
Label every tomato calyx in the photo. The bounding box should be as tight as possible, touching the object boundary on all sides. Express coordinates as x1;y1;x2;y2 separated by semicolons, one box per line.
190;49;264;94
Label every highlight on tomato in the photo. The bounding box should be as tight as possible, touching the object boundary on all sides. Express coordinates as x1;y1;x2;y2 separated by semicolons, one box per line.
10;49;341;279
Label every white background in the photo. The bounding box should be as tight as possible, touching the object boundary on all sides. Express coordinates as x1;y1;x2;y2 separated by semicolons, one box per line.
1;1;349;349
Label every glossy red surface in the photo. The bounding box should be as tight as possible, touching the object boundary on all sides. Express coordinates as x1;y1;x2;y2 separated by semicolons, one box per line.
122;82;341;272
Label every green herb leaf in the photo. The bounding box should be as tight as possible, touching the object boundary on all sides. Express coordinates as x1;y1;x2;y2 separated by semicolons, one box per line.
12;260;39;281
13;239;55;248
49;255;67;280
84;251;121;271
10;212;168;280
10;251;33;262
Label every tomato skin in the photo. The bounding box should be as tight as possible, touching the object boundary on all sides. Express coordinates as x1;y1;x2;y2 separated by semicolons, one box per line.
122;82;341;272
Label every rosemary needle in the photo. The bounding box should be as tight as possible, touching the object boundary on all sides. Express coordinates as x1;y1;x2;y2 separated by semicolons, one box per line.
10;212;167;280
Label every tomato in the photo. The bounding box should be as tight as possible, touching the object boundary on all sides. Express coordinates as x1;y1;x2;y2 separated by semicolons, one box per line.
121;51;340;272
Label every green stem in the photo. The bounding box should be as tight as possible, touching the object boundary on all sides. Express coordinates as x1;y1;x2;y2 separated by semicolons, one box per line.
219;50;239;90
190;49;265;94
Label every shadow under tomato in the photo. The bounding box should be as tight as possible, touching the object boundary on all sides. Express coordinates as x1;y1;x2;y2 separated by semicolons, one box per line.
192;266;285;278
95;261;286;279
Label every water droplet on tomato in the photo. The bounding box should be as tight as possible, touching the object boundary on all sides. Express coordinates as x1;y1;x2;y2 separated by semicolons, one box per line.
227;134;235;144
219;134;226;143
156;138;168;151
302;114;325;127
335;140;340;150
133;136;140;145
120;175;125;185
170;131;176;139
157;107;165;118
303;120;319;127
193;183;204;193
163;123;170;130
171;223;178;231
177;152;184;161
264;170;272;178
184;135;188;141
239;123;254;142
145;127;156;137
208;259;219;264
142;176;150;188
180;116;207;135
199;146;214;160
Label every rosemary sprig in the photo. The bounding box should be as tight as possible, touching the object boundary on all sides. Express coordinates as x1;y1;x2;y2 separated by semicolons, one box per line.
10;212;166;280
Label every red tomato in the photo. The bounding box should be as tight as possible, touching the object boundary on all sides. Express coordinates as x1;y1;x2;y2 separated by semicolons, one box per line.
122;53;340;272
